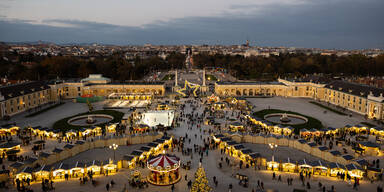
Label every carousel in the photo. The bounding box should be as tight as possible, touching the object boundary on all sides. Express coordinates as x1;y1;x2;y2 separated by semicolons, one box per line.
147;154;181;185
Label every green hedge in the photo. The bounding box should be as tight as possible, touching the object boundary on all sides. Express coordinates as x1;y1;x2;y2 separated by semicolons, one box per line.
52;110;124;132
253;109;323;134
25;102;65;117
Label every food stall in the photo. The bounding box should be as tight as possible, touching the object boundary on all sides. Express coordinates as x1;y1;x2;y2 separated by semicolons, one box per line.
103;159;117;174
33;165;51;181
282;158;296;172
87;160;102;175
328;162;346;177
267;157;280;171
346;164;364;179
311;160;328;176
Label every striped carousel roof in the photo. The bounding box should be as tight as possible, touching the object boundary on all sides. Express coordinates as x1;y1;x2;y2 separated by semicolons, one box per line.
148;154;180;168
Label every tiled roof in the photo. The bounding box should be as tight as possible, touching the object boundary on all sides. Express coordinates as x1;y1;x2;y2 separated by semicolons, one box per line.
325;80;384;98
0;81;50;100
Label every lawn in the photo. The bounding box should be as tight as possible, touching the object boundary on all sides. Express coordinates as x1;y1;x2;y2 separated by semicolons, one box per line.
309;101;347;116
53;110;124;132
253;109;323;134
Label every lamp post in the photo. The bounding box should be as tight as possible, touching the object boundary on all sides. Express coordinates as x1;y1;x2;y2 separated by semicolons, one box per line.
109;143;118;161
269;143;278;162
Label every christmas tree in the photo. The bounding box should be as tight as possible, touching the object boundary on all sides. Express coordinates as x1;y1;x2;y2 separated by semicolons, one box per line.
190;165;212;192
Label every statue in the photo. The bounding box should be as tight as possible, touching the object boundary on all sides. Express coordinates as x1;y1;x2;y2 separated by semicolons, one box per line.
280;113;291;123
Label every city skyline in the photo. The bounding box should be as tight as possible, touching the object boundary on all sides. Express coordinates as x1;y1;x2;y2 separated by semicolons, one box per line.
0;0;383;49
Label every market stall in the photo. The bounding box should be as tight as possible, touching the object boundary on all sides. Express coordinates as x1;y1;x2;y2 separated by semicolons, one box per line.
267;157;280;171
52;163;69;180
282;158;296;172
212;102;226;110
15;167;33;182
346;164;364;179
147;154;180;185
134;124;150;133
33;165;51;181
103;159;117;174
87;160;102;175
311;160;328;176
298;159;312;175
328;162;346;177
229;122;244;132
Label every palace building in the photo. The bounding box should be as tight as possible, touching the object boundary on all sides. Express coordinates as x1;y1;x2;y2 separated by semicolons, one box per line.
215;76;384;121
0;74;166;118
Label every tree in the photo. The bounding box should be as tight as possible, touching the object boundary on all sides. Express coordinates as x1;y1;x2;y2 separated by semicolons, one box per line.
190;165;212;192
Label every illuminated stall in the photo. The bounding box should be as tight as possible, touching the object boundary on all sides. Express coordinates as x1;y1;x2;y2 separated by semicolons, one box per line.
147;154;181;185
65;129;77;138
346;164;364;179
239;148;253;163
232;144;245;158
283;126;294;136
107;123;117;133
267;157;280;171
157;103;170;110
33;165;51;181
102;159;117;174
134;124;150;133
213;102;226;110
0;142;21;157
131;150;145;161
212;134;225;143
326;127;338;135
229;122;244;132
282;158;296;172
87;160;102;175
69;162;85;178
15;167;33;182
311;160;328;176
370;127;384;136
328;162;346;177
122;155;136;169
358;141;380;156
52;163;69;180
298;159;312;175
300;129;310;137
139;146;152;159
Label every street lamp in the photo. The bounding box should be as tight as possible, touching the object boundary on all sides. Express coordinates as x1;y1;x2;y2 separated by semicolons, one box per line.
269;143;278;162
109;143;118;161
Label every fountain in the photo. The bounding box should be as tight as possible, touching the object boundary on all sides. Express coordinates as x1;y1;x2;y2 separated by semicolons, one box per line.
280;113;291;123
67;114;113;126
86;115;96;124
264;113;308;125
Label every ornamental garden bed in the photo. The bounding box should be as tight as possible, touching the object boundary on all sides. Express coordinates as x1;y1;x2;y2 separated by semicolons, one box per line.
253;109;323;134
53;110;124;132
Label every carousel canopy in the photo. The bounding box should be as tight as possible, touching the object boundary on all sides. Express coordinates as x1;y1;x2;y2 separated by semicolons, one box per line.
148;154;180;170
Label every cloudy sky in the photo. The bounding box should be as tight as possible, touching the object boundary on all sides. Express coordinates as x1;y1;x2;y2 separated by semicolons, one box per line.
0;0;383;49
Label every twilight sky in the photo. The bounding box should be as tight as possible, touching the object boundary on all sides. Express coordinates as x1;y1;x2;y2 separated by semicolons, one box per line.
0;0;383;49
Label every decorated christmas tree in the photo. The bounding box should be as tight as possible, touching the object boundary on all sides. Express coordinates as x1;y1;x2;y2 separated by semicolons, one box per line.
190;165;212;192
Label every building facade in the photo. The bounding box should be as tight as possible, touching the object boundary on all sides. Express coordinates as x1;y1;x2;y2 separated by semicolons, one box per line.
215;77;384;121
0;75;166;118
